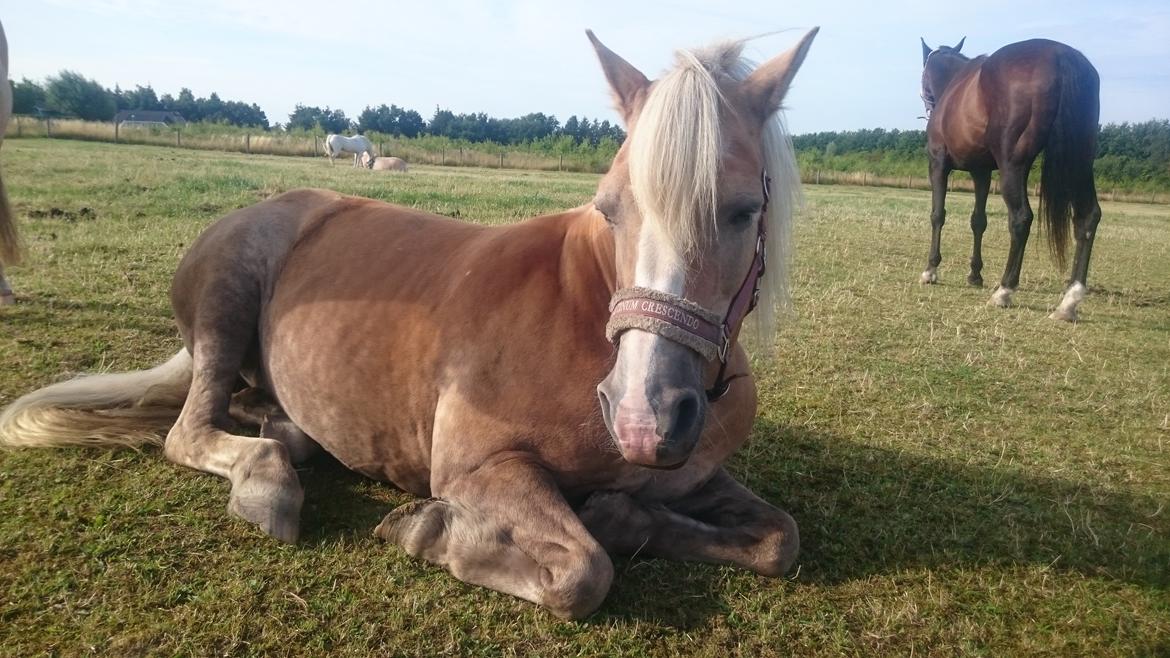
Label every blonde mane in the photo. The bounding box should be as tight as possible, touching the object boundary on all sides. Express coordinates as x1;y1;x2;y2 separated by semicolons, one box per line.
627;39;800;346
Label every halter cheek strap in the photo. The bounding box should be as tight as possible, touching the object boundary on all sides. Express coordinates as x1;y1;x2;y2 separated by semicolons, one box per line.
605;170;771;401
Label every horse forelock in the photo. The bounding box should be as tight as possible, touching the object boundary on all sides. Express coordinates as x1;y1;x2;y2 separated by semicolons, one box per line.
626;39;796;345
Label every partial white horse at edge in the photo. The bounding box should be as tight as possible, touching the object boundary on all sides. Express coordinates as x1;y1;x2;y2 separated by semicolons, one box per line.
324;134;375;167
0;19;20;306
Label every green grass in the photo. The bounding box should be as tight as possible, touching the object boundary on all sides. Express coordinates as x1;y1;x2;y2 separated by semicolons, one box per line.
1;138;1168;656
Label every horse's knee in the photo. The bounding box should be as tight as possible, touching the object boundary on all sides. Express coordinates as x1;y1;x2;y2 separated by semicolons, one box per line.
1009;211;1033;238
751;510;800;578
540;544;614;620
931;208;946;227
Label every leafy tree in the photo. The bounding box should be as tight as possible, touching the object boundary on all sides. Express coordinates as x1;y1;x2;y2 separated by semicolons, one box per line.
357;104;422;137
11;78;46;114
115;84;163;112
45;71;116;120
174;88;198;120
287;104;349;133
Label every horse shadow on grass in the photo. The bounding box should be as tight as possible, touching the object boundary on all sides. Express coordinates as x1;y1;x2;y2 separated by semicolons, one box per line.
735;420;1168;590
289;420;1168;629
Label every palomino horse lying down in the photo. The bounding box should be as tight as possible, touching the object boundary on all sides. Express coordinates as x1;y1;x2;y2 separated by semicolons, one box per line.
362;154;408;171
0;29;818;619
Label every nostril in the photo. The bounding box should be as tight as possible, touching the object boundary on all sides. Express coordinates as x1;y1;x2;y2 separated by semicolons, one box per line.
663;390;701;442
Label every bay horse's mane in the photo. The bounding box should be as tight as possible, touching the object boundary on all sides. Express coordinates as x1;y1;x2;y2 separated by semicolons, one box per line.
627;39;800;343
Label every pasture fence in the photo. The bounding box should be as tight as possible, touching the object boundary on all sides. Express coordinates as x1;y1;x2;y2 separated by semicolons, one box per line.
6;116;1168;204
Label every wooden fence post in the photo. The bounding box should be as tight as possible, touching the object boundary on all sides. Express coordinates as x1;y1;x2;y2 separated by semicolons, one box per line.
176;130;181;147
15;116;21;137
246;134;251;154
45;117;52;137
500;152;505;168
314;136;319;157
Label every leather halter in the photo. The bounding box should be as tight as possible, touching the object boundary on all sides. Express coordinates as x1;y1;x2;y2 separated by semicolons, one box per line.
606;170;771;402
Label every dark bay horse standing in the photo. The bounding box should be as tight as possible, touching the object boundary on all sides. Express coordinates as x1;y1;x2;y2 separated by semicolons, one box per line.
0;19;21;306
0;29;818;618
918;37;1101;321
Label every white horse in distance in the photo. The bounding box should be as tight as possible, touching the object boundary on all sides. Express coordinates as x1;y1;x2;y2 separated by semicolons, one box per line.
324;134;376;167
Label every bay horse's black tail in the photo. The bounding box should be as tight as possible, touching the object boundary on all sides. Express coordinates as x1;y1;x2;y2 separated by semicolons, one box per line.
1039;49;1100;269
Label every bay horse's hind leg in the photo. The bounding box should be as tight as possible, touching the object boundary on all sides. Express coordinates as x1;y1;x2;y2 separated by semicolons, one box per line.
967;169;992;286
578;468;799;577
921;156;951;284
1050;189;1102;321
375;457;613;619
990;162;1035;307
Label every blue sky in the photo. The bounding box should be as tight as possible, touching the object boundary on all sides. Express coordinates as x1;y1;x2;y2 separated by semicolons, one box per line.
6;1;1168;134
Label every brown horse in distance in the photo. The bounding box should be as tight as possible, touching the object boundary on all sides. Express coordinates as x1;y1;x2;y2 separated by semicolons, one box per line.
918;37;1101;321
0;29;818;619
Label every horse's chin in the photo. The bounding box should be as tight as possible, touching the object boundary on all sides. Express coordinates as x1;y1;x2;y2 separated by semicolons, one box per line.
621;451;690;470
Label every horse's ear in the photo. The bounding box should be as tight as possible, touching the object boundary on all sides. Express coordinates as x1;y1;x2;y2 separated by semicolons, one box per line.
921;37;933;65
742;27;819;121
586;29;650;126
953;36;966;53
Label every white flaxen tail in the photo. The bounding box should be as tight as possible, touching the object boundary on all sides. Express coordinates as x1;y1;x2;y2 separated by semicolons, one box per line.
0;349;192;449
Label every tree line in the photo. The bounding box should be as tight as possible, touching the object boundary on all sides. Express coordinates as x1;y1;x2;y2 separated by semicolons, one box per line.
794;122;1170;190
9;71;1166;189
9;71;625;147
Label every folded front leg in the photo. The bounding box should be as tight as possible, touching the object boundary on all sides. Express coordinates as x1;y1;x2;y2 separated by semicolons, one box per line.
579;468;799;577
375;457;613;619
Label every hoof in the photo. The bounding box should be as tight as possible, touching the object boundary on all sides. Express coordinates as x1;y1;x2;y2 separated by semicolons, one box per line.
1050;283;1086;323
228;488;303;543
0;293;14;306
919;270;938;285
227;443;304;543
374;498;451;556
967;274;983;287
988;287;1014;308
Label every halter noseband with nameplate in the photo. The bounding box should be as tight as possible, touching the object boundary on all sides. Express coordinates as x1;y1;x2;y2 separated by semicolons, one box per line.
605;170;771;401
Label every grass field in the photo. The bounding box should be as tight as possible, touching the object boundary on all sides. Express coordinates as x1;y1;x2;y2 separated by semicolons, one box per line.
1;138;1167;656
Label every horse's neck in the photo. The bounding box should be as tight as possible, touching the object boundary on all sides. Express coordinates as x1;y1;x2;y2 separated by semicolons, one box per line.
555;206;617;313
931;56;972;99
